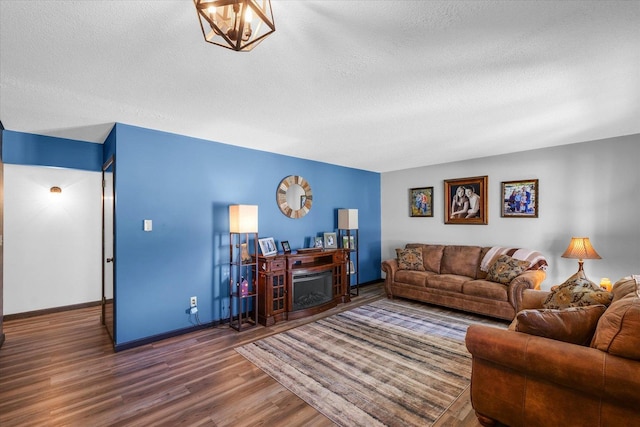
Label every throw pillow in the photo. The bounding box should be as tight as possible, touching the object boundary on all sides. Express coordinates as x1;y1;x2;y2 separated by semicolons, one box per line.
543;276;613;309
396;248;425;271
513;305;606;346
591;296;640;360
486;255;530;285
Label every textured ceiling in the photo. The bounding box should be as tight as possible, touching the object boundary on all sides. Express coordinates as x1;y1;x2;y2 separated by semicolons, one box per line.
1;1;638;172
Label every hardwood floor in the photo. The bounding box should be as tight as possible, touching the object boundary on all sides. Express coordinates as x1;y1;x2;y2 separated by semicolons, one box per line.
0;283;482;427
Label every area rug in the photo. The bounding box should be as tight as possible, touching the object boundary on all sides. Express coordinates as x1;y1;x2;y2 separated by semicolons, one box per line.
236;298;507;426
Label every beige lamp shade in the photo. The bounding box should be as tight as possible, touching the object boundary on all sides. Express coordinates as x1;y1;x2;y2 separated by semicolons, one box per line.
561;237;601;282
338;209;359;230
561;237;601;260
229;205;258;233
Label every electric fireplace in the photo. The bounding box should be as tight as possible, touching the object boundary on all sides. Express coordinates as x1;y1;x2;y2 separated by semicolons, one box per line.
291;270;332;312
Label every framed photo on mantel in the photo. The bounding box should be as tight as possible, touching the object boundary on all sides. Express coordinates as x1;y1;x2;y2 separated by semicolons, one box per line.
258;237;277;256
323;232;337;249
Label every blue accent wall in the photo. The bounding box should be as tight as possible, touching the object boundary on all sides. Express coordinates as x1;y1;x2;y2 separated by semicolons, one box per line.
111;124;381;346
2;130;102;171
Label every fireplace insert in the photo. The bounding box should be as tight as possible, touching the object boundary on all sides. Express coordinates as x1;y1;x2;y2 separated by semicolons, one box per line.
291;270;332;312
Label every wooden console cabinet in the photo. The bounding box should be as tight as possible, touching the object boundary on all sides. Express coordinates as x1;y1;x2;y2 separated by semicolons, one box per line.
254;249;349;326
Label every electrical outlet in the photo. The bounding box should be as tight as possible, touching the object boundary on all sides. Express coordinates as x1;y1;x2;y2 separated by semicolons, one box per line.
190;296;197;307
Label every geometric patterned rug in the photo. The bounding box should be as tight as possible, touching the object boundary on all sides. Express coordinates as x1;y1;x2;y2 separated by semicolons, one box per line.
236;298;507;426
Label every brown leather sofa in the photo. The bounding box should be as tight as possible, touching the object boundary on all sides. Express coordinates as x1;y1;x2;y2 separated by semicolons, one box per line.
465;277;640;426
381;244;546;321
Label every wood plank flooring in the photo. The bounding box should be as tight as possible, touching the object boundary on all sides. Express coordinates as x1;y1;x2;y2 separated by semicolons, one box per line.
0;283;482;427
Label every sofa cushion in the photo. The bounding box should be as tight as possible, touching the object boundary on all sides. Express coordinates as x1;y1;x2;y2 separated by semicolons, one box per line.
440;245;482;278
394;270;431;287
591;296;640;360
463;279;508;301
543;277;613;309
512;305;606;346
422;245;445;273
426;274;467;293
476;247;491;280
611;275;640;302
486;255;530;285
396;248;425;271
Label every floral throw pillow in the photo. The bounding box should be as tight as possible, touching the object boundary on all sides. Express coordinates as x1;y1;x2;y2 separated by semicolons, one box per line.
486;255;530;285
543;277;613;309
396;248;425;271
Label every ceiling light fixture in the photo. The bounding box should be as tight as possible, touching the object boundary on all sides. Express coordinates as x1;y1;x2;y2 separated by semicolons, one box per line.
193;0;275;52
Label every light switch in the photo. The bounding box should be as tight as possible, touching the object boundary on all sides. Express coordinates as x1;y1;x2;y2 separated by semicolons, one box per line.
143;219;152;232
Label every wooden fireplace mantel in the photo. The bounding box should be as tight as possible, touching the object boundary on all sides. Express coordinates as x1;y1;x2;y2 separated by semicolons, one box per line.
253;249;349;326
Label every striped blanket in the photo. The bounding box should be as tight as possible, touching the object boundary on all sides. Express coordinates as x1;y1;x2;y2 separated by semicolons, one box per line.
480;247;548;272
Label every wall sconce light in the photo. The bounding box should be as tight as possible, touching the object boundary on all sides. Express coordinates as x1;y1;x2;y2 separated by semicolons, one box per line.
561;236;601;284
50;186;62;194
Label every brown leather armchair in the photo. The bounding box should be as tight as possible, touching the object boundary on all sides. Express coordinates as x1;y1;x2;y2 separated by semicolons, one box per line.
465;281;640;426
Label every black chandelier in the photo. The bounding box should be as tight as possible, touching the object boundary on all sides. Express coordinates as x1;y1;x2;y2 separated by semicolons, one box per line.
194;0;275;52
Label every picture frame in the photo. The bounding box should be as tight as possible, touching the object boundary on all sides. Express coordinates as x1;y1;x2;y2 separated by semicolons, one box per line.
409;186;434;217
444;176;488;225
348;260;355;275
342;235;356;250
258;237;277;256
281;240;291;253
323;232;337;249
314;236;324;248
501;179;539;218
240;242;251;262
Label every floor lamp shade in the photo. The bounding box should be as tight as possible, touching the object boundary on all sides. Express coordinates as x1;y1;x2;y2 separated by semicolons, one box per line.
338;209;358;229
229;205;258;233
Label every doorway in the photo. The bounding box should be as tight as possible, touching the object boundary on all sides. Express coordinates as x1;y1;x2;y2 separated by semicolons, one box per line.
102;156;115;344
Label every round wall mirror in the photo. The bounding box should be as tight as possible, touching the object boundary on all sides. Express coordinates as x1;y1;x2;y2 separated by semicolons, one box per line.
277;175;313;219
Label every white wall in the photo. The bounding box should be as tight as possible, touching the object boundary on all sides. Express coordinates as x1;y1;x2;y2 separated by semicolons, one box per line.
381;134;640;290
3;164;102;314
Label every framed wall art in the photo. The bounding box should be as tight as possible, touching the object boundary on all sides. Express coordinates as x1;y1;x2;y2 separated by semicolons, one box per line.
501;179;538;218
258;237;277;256
444;176;488;225
409;187;434;217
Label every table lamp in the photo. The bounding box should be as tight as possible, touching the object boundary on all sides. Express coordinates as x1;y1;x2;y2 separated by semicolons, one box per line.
561;237;601;284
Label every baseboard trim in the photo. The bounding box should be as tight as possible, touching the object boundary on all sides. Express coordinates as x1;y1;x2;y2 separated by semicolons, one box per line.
3;300;102;321
114;320;226;352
